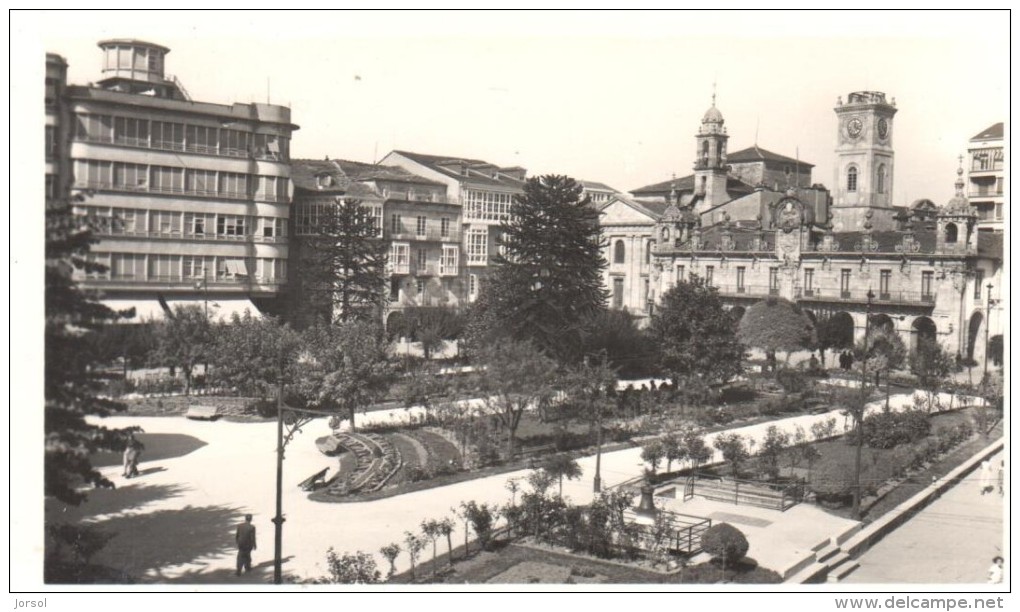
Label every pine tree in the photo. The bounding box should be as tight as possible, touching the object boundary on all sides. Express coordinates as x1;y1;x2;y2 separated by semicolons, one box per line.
45;196;133;505
468;175;607;363
292;197;388;326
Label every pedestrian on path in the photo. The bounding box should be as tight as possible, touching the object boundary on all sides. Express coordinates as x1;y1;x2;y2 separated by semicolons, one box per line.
987;556;1003;584
979;460;995;495
235;514;257;576
122;433;143;478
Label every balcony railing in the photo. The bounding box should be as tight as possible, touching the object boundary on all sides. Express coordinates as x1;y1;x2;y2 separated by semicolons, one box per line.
717;284;775;298
391;262;411;275
381;190;458;205
413;262;439;276
796;287;936;305
75;134;288;163
85;275;284;288
73;180;285;203
386;226;461;242
93;228;288;244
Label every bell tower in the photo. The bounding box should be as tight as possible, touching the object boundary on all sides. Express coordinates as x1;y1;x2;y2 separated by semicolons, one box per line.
832;91;898;231
693;89;730;213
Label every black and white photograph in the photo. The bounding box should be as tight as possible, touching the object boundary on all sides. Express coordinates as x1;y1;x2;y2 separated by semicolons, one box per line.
11;8;1010;603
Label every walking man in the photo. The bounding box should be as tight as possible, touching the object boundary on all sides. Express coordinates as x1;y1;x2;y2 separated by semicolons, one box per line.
122;434;143;478
235;514;257;576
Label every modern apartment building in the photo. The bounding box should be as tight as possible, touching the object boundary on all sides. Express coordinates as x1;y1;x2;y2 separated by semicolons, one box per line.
57;39;298;320
967;122;1004;233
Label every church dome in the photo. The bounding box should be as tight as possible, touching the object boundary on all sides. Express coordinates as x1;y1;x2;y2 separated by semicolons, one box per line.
702;105;724;124
943;165;971;215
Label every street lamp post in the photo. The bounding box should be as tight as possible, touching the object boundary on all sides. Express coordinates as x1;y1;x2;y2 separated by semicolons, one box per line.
984;283;994;377
852;289;874;520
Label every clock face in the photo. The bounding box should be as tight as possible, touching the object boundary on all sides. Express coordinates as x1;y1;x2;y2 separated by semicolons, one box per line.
878;118;889;139
847;117;863;139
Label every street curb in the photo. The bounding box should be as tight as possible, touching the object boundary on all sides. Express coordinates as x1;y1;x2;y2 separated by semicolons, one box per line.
786;437;1003;583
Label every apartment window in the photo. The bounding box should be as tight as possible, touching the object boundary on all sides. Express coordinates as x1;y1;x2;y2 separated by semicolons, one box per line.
705;265;714;286
391;243;410;271
150;166;184;193
74;160;113;188
614;240;625;264
111;253;145;280
441;245;458;275
45;126;57;158
416;216;427;237
440;217;450;238
463;189;514;222
185;213;213;236
391;214;402;234
417;248;427;270
219;172;249;198
676;265;685;283
186;169;217;195
416;279;426;295
841;269;852;298
612;278;624;309
769;268;780;295
974;270;984;300
803;268;814;296
113;209;138;234
185;125;218;154
921;271;934;302
847;166;858;192
149;210;180;235
995;203;1003;220
147;254;178;281
217;215;247;237
737;266;746;293
255;175;288;202
114;116;149;147
151;120;185;151
75;114;114;143
253;133;288;161
113;162;148;190
220;129;250;157
467;228;488;264
217;258;250;279
258;217;285;239
880;270;892;299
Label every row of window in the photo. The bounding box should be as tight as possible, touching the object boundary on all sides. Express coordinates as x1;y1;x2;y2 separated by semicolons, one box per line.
389;214;455;239
79;205;287;240
102;44;163;74
611;239;654;265
390;243;460;275
971;148;1004;172
83;252;286;283
73;159;289;201
390;274;481;301
75;113;290;161
292;201;383;236
463;189;514;222
846;164;887;194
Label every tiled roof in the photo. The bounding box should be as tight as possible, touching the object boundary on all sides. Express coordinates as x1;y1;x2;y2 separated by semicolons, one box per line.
971;122;1004;141
291;159;348;193
580;180;618;192
390;150;526;189
333;159;444;186
727;145;815;168
630;174;696;196
977;232;1003;259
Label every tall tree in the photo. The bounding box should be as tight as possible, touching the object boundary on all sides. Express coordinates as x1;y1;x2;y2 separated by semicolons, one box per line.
293;197;388;326
909;338;954;413
649;274;744;393
467;175;608;364
861;325;907;411
210;312;302;402
149;304;212;395
473;339;557;456
399;306;465;360
737;297;816;370
541;455;583;499
45;196;135;506
300;321;395;431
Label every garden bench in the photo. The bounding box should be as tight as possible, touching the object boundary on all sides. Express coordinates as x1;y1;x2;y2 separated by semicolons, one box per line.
185;405;219;420
299;467;330;491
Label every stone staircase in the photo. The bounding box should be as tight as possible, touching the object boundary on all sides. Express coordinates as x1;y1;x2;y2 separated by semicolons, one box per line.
321;432;402;495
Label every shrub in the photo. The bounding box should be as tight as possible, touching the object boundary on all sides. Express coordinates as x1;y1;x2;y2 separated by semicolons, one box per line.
323;549;382;584
809;459;856;505
700;523;749;569
776;368;810;394
856;410;931;449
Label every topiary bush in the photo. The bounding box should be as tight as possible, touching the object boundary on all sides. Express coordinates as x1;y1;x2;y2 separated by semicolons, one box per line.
854;410;931;449
700;523;749;569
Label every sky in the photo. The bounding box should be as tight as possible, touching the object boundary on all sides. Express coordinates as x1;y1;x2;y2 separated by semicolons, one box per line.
24;10;1008;205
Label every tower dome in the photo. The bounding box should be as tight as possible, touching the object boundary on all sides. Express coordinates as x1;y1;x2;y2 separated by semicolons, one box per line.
702;105;724;124
944;162;970;214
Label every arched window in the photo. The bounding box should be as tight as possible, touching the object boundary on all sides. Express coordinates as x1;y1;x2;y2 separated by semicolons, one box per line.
700;140;710;163
847;166;858;192
945;222;958;244
614;239;625;264
876;164;886;194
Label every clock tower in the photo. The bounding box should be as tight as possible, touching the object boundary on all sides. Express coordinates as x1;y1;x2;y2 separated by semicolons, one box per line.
693;92;730;213
832;91;898;231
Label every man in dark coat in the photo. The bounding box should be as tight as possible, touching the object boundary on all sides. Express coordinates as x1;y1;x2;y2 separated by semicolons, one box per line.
235;514;257;575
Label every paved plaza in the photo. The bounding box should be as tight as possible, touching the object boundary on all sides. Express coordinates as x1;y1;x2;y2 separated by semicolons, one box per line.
48;390;979;583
